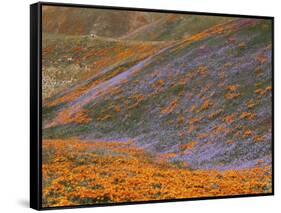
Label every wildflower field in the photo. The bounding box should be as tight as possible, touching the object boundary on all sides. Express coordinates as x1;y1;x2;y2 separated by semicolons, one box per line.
42;139;271;207
42;6;273;208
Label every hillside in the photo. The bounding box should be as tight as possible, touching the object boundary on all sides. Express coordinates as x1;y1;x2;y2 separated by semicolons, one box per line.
121;14;232;41
42;34;167;98
42;6;233;41
42;6;162;37
42;18;272;171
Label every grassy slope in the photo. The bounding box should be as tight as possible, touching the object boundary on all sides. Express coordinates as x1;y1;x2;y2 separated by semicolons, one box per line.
43;18;272;171
42;6;231;41
42;6;162;37
121;14;233;41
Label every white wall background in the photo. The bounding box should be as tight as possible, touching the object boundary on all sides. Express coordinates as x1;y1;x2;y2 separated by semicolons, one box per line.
0;0;279;212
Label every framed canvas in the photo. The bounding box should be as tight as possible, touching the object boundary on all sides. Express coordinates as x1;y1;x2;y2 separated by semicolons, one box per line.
30;2;274;210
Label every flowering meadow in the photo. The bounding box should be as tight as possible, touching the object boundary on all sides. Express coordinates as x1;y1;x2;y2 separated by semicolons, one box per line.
42;6;272;208
42;139;271;207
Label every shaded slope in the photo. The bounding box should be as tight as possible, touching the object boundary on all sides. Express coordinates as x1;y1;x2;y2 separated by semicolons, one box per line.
43;18;272;170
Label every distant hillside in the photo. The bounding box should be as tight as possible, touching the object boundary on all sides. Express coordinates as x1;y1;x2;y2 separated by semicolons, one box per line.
121;14;233;41
42;6;232;41
43;18;272;171
42;6;162;37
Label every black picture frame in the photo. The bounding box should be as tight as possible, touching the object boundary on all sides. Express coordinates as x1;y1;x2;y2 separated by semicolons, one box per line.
30;2;274;210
